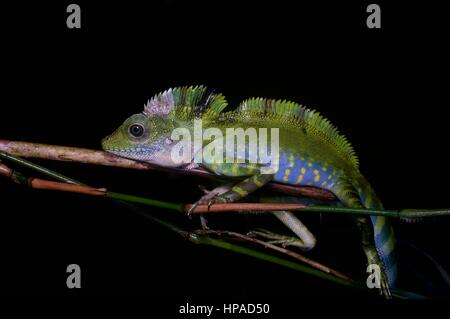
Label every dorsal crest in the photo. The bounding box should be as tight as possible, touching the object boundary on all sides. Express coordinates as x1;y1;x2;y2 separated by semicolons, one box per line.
143;85;228;120
238;97;359;169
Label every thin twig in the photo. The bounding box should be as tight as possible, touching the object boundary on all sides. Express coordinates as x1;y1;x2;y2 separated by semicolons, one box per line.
33;179;106;195
0;160;12;177
196;229;355;283
0;161;106;195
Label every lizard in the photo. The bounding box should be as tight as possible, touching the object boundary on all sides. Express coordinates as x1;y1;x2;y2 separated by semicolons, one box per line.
101;85;396;297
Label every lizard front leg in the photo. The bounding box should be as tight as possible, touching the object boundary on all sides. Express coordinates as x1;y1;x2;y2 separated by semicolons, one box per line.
207;173;274;205
204;174;317;251
188;183;234;220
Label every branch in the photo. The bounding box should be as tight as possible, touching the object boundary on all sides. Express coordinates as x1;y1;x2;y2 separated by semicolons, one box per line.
2;158;449;219
0;140;336;201
0;162;106;195
195;229;355;283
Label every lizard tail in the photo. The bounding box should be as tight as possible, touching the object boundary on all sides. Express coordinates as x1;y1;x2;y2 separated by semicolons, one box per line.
353;174;398;287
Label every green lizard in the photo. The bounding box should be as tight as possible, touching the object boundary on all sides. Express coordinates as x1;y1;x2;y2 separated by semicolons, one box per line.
102;85;396;297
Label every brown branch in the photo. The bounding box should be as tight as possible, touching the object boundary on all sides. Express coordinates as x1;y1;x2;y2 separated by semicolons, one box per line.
0;139;152;170
0;140;336;201
31;179;107;195
0;160;12;177
196;229;355;283
0;163;309;212
0;161;107;196
0;160;312;212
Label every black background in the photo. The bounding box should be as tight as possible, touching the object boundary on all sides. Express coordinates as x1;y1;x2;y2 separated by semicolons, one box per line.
1;0;449;311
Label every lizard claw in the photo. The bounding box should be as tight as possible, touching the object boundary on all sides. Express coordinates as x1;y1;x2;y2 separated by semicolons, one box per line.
207;194;228;209
188;184;231;216
192;184;233;212
187;201;200;218
247;228;313;251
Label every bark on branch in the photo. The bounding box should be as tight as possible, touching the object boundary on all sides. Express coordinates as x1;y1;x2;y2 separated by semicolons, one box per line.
0;139;337;201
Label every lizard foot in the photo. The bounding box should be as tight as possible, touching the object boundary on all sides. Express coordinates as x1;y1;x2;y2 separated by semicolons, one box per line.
187;184;233;216
247;228;311;250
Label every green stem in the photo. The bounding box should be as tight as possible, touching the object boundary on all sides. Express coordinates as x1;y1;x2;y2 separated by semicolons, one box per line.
300;205;450;218
0;151;82;184
113;200;188;237
107;191;182;212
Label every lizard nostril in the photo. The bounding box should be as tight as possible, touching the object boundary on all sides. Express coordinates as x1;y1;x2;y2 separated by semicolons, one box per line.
101;136;110;147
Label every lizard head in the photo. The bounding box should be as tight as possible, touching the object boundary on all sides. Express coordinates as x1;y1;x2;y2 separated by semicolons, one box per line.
101;113;183;167
102;86;228;168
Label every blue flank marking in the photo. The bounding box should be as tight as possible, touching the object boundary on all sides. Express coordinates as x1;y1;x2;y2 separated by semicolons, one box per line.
287;157;301;184
303;165;315;183
287;169;299;184
274;152;338;190
274;152;289;181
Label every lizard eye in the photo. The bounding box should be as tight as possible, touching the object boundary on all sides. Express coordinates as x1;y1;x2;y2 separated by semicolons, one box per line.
129;124;144;137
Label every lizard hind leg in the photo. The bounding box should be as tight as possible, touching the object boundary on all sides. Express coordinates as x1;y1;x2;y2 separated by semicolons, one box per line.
273;211;316;251
248;211;316;251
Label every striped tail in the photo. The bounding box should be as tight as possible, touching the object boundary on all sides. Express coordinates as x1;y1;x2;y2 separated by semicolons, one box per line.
354;175;398;287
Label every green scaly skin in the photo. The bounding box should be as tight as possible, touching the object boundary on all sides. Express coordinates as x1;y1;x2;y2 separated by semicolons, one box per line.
102;86;396;298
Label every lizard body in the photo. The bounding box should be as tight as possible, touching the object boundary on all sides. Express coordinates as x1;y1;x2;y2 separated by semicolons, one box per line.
102;86;396;296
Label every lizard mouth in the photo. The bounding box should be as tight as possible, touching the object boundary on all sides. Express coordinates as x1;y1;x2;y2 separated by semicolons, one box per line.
104;147;147;153
101;137;149;155
103;147;152;160
103;147;156;162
